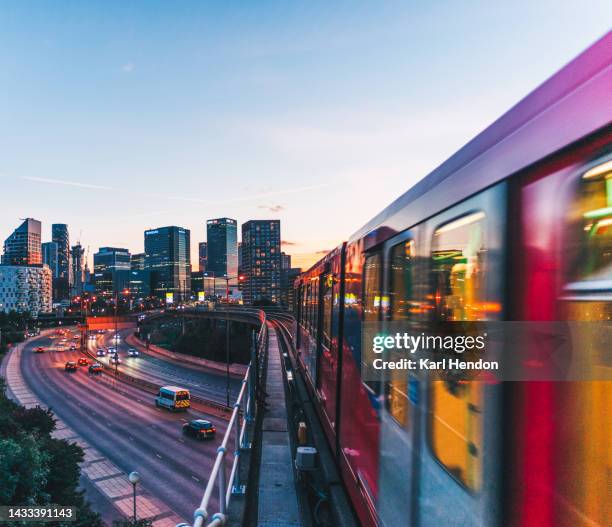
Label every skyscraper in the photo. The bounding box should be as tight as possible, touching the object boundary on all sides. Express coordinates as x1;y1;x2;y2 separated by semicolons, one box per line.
206;218;238;278
144;226;191;302
52;224;70;300
70;244;85;297
280;251;291;308
42;242;59;278
241;220;281;304
2;218;42;266
93;247;131;295
198;242;207;272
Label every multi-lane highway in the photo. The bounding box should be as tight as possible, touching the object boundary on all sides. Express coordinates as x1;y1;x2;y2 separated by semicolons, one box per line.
18;330;230;522
88;328;241;404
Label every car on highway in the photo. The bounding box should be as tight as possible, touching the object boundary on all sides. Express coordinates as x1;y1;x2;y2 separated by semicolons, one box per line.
182;419;216;440
108;347;117;354
73;334;80;340
69;345;77;351
64;361;77;372
109;355;121;365
77;357;89;366
96;349;106;356
127;348;139;357
155;386;191;411
88;363;103;375
34;346;45;353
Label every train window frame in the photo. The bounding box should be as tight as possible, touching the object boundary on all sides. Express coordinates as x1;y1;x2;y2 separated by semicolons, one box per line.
426;209;488;494
562;152;612;300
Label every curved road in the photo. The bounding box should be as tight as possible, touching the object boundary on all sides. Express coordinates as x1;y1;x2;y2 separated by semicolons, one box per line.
90;329;241;404
19;330;230;523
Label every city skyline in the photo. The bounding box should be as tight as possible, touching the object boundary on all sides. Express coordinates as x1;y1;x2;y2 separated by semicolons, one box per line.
1;2;610;270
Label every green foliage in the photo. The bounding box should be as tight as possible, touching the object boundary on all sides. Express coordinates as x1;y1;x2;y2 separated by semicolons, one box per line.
0;377;103;527
0;436;50;504
0;311;32;355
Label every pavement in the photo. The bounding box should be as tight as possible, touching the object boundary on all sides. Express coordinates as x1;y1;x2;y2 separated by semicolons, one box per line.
257;326;301;526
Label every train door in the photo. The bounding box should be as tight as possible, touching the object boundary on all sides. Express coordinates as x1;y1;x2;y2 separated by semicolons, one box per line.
513;148;612;526
377;228;422;527
415;184;506;526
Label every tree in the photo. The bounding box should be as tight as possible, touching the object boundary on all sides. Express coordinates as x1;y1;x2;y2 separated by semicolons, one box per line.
0;436;50;505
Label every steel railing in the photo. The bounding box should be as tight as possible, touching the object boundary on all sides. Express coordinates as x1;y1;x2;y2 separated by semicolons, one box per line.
178;309;268;527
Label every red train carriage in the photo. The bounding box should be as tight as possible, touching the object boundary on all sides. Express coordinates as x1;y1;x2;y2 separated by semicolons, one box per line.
294;32;611;527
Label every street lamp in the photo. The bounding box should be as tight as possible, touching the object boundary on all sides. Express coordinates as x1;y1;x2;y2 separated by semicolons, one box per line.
128;471;141;522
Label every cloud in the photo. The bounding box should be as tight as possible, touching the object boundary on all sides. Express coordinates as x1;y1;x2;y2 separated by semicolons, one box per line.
122;63;135;73
21;176;113;191
281;240;297;246
315;249;330;254
258;204;284;213
21;176;327;206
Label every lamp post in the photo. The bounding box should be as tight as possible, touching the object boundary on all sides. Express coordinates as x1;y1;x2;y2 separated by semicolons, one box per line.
128;471;140;522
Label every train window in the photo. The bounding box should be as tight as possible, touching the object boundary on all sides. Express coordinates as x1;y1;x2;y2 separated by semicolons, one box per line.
312;277;319;335
363;253;382;323
389;239;416;320
568;158;612;286
322;274;333;350
429;211;487;491
385;239;416;426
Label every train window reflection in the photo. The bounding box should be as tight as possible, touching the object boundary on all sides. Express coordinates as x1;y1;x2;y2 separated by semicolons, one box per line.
322;275;333;350
429;211;487;491
570;159;612;285
385;240;415;426
363;253;382;323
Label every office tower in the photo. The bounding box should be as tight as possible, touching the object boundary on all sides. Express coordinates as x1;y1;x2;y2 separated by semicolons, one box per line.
131;252;146;271
71;244;85;297
52;224;70;300
0;265;52;316
2;218;42;266
287;268;302;312
198;242;207;272
280;252;291;308
42;242;59;278
241;220;281;304
93;247;131;295
206;218;238;278
144;226;191;302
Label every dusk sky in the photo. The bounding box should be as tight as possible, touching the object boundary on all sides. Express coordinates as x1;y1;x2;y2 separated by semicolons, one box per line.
1;1;610;270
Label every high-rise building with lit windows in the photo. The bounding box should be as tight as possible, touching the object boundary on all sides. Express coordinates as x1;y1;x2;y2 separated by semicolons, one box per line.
241;220;281;304
2;218;42;266
144;226;191;302
198;242;207;272
52;224;70;300
93;247;131;295
206;218;238;278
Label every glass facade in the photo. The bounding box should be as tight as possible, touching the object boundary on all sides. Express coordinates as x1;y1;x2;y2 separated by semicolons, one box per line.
206;218;238;278
52;224;70;300
144;226;191;301
2;218;42;266
241;220;281;304
198;242;207;272
93;247;131;295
